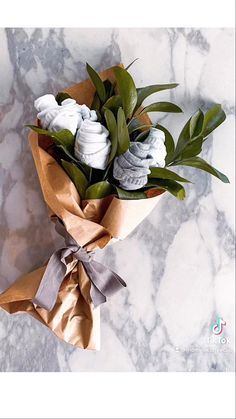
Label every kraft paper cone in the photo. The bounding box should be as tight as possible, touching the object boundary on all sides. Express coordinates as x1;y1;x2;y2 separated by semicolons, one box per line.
0;65;165;350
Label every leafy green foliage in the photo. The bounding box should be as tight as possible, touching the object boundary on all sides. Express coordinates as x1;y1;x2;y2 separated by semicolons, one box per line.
155;123;175;165
61;160;88;199
104;109;118;163
115;186;147;200
55;92;72;105
146;179;186;200
139;102;182;115
135;83;178;110
86;63;107;103
85;181;114;199
27;125;75;153
171;157;229;183
113;66;137;119
117;108;130;155
149;167;191;183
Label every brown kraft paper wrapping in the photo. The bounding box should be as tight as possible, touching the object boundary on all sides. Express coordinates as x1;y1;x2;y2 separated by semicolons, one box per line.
0;65;165;350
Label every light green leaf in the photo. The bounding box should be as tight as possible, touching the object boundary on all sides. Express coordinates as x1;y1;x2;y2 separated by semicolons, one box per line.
85;181;114;199
149;168;191;183
61;160;88;199
104;109;118;163
135;83;178;110
117;107;130;155
202;104;226;136
115;186;147;200
102;95;122;114
172;156;229;183
146;179;186;200
55;92;72;105
27;125;75;153
155;123;175;165
139;101;182;115
190;109;204;138
86;63;106;103
113;66;137;119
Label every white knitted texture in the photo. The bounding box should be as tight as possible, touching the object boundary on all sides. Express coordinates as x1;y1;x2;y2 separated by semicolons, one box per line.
34;94;97;135
74;119;111;170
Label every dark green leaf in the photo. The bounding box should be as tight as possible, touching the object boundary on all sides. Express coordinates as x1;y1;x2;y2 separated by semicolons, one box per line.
146;179;185;200
129;123;153;134
115;186;147;200
178;136;203;160
85;181;114;199
202;104;226;136
27;125;75;153
90;93;101;111
172;156;229;183
190;110;204;138
174;117;191;157
104;109;118;162
135;83;178;110
135;130;150;142
86;63;106;103
103;79;114;98
61;160;88;199
149;167;191;183
125;58;139;71
155;123;175;165
102;95;122;115
113;66;137;119
117;107;130;155
55;92;72;105
139;101;182;115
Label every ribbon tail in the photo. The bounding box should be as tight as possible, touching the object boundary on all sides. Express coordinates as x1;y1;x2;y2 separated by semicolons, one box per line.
32;250;67;311
83;260;127;308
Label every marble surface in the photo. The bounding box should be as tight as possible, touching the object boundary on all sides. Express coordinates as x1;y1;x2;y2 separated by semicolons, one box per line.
0;28;235;372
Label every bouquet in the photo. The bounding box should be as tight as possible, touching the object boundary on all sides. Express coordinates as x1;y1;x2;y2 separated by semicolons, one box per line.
0;62;229;350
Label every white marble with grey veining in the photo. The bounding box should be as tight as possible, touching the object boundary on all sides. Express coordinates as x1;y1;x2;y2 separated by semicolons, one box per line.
0;28;235;371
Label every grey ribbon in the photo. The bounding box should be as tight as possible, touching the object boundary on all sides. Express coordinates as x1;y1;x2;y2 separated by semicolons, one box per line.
33;219;126;311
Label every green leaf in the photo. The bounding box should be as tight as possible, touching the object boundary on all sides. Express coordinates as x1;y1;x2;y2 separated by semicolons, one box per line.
190;110;204;138
102;95;122;115
139;101;182;115
117;108;130;155
86;63;106;103
146;179;185;200
135;83;178;110
115;186;147;200
172;156;229;183
55;92;72;105
178;136;203;160
85;181;114;199
113;66;137;119
104;109;118;163
174;117;191;157
61;160;88;199
90;92;101;111
129;124;153;134
202;104;226;136
149;167;191;183
27;125;75;153
155;123;175;165
125;58;139;71
103;79;114;98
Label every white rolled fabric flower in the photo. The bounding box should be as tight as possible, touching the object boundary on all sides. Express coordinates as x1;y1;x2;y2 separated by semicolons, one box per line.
34;94;97;136
74;119;111;170
113;128;167;190
143;128;167;168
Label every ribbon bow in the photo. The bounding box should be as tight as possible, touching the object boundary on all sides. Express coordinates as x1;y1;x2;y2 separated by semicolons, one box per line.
33;219;126;311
